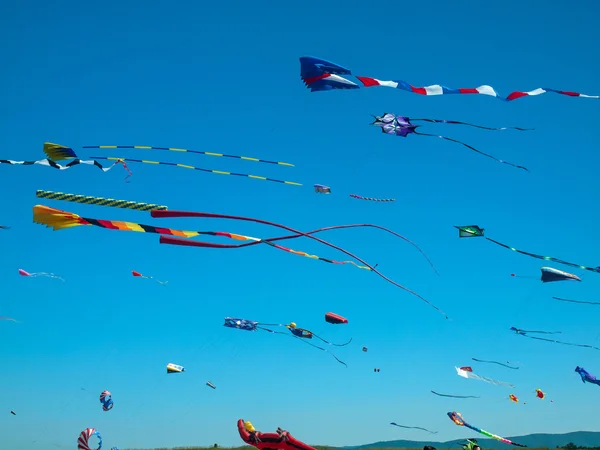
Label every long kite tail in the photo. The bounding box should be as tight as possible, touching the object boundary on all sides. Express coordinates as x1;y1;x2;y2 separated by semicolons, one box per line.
390;423;437;434
410;118;533;131
472;358;519;370
350;194;396;202
552;296;600;306
431;390;480;398
84;145;295;167
486;236;600;274
152;210;448;318
413;131;529;172
355;76;599;102
0;158;126;172
310;333;352;347
89;156;303;186
518;334;600;351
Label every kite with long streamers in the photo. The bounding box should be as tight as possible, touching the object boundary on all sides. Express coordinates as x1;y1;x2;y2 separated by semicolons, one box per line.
89;156;302;186
299;56;598;102
33;205;370;272
350;194;396;202
447;411;527;447
99;391;113;412
0;157;128;174
77;428;102;450
553;297;600;306
84;145;294;167
455;225;600;274
18;268;64;281
224;317;350;366
152;209;446;317
390;422;437;434
455;366;514;387
472;358;519;370
371;113;529;171
575;366;600;386
132;270;168;285
36;189;168;211
431;390;480;399
34;205;444;316
510;327;600;351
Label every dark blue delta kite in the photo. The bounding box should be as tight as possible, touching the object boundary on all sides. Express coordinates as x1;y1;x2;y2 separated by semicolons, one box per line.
299;56;599;101
455;225;600;274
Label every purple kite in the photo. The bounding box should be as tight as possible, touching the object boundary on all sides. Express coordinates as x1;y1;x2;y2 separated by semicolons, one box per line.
371;113;530;171
575;366;600;386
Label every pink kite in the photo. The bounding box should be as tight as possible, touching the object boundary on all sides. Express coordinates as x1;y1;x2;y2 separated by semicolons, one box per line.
131;270;167;285
18;268;64;281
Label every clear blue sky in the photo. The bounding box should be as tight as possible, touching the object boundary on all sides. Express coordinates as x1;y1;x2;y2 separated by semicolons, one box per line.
1;1;599;449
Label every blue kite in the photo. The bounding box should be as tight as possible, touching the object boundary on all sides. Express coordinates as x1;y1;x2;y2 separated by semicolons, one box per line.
575;366;600;386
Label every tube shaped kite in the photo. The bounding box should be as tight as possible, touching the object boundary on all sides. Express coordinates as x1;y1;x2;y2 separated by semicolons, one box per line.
575;366;600;386
77;428;102;450
447;412;526;447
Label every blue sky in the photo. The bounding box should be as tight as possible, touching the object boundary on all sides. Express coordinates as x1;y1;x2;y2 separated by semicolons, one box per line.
1;0;599;449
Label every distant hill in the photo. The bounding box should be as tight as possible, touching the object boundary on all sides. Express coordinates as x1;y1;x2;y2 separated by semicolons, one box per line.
344;431;600;450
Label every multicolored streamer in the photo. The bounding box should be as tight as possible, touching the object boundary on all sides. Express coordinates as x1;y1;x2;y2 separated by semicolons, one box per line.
89;156;302;186
36;189;168;211
84;145;294;167
350;194;396;202
447;411;527;447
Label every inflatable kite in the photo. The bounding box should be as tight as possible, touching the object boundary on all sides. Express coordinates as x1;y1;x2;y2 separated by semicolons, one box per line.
510;327;599;351
34;205;445;317
455;225;600;274
167;363;185;373
371;113;529;171
206;381;216;389
132;270;167;285
472;358;519;370
18;268;64;281
430;390;479;399
300;56;598;102
350;194;395;202
575;366;600;386
224;317;351;366
325;312;347;324
237;419;316;450
314;184;331;194
509;394;519;403
36;189;168;211
390;422;437;434
77;428;102;450
447;411;526;447
99;391;113;411
455;366;514;387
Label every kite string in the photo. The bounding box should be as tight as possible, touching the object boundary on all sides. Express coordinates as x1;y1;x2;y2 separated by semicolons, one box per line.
151;210;448;318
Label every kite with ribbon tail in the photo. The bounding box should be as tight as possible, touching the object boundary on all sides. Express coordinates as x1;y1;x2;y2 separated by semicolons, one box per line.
300;56;598;102
18;268;64;281
510;327;600;351
456;366;514;387
371;113;530;171
33;205;445;317
132;270;168;285
224;317;351;366
447;411;527;447
390;422;437;434
455;225;600;274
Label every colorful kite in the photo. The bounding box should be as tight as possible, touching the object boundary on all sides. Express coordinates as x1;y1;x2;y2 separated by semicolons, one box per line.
509;394;519;403
84;145;294;167
390;422;437;434
455;225;600;274
132;270;168;285
510;327;599;351
99;391;113;412
447;411;527;447
325;312;347;324
430;390;480;399
36;189;168;211
575;366;600;386
472;358;519;369
43;142;78;161
167;363;185;373
237;418;317;450
350;194;396;202
553;297;600;306
372;113;530;171
455;366;514;387
77;428;102;450
224;317;350;366
300;56;599;102
89;156;301;186
18;268;64;281
34;205;445;317
206;381;216;389
314;184;331;194
535;388;553;402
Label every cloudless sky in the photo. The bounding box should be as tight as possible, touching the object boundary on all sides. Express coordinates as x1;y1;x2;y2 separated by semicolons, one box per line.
1;1;599;449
